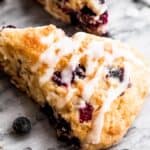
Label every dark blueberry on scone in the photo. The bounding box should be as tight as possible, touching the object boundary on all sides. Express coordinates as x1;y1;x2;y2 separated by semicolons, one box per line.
41;104;57;124
72;64;86;83
56;116;71;137
13;117;32;134
56;116;81;149
107;67;125;82
41;104;81;149
52;71;67;86
68;137;81;150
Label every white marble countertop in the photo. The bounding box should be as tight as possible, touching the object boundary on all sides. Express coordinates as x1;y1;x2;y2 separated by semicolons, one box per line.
0;0;150;150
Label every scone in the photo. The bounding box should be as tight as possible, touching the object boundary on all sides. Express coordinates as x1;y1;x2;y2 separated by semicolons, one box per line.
38;0;108;35
0;25;149;150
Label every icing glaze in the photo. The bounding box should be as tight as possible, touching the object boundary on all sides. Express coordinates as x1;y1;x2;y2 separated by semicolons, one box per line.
34;31;146;144
39;36;76;85
82;64;104;101
87;62;131;144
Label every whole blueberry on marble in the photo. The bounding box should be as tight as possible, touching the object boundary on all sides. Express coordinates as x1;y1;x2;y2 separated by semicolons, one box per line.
12;117;32;134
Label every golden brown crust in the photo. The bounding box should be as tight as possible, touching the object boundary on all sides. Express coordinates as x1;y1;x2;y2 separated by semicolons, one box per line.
0;25;149;150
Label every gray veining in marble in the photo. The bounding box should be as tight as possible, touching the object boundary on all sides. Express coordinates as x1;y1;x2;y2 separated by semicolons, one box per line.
0;0;150;150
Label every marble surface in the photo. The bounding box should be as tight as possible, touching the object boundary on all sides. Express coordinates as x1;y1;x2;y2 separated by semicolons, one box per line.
0;0;150;150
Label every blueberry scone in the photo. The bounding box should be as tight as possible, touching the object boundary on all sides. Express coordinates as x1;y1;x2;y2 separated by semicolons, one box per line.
0;25;149;150
38;0;108;35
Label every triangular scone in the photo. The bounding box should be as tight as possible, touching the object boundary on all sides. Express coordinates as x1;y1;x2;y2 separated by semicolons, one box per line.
38;0;108;35
0;25;149;150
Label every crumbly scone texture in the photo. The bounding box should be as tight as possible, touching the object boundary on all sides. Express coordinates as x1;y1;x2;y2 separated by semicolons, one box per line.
0;25;150;150
37;0;108;35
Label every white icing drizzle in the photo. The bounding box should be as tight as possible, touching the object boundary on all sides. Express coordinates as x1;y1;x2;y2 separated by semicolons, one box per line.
58;34;88;108
40;32;87;108
33;31;147;145
85;41;104;75
39;36;76;85
41;32;54;45
38;32;87;86
61;54;81;86
82;64;104;101
62;39;105;103
87;62;131;144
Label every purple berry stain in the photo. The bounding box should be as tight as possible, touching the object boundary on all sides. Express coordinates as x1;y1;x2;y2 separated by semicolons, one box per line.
81;6;96;16
100;11;108;25
79;103;94;123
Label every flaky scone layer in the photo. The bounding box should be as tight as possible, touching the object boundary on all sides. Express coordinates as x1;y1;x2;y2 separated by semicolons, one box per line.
0;25;150;150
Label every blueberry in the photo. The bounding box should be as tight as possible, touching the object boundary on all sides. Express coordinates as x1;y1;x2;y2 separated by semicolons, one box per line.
56;116;71;136
41;104;57;125
107;67;124;82
41;104;71;137
68;137;81;150
13;117;31;134
41;104;81;149
52;71;67;87
72;64;86;83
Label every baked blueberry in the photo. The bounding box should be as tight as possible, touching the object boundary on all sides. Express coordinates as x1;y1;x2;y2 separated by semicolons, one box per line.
107;67;124;82
68;137;81;150
56;116;71;136
41;104;57;124
52;71;67;86
79;103;94;123
13;117;32;134
72;64;86;83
